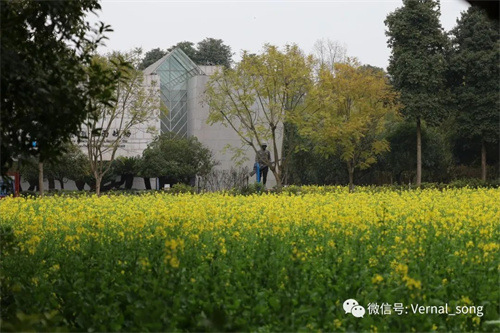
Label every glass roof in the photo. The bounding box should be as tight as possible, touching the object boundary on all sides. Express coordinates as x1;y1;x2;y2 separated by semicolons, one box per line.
144;48;205;138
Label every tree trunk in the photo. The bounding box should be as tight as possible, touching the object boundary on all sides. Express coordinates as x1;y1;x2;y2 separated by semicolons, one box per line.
271;167;282;190
159;176;166;190
397;170;404;185
58;179;65;190
416;117;422;187
481;139;487;181
38;162;44;197
48;176;55;191
125;175;133;190
143;177;151;190
347;163;354;193
95;172;102;196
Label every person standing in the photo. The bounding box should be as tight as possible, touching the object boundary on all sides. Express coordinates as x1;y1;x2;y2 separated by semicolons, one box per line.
255;143;271;185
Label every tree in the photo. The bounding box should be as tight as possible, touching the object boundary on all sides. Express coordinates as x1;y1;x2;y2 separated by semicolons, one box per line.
449;6;499;181
45;143;89;190
205;44;315;189
138;133;216;188
112;156;140;190
383;122;452;184
385;0;449;186
196;38;233;67
286;135;349;185
85;49;161;196
0;0;115;177
138;48;167;70
294;59;400;191
167;41;198;62
17;156;39;192
312;38;347;73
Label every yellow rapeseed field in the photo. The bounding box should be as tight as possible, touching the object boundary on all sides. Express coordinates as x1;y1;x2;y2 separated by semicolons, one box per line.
1;187;499;331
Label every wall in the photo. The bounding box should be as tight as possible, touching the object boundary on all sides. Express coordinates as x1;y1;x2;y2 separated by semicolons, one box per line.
186;71;281;188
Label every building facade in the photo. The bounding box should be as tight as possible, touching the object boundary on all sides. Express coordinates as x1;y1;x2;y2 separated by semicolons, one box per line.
21;48;279;191
144;48;279;188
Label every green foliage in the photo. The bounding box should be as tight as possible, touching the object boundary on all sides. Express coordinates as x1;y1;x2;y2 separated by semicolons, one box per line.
1;189;498;331
385;0;449;124
17;157;39;189
448;6;499;144
237;182;266;195
286;134;349;186
81;161;121;192
385;0;449;186
112;156;139;177
45;143;90;189
196;38;233;67
138;133;216;184
138;48;167;70
206;44;315;188
382;122;452;184
294;59;400;191
169;183;195;194
111;156;140;190
0;0;114;176
141;38;233;70
167;41;198;63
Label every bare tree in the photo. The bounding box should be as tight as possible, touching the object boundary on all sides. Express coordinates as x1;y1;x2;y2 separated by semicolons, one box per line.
85;49;162;196
312;38;348;73
198;167;249;192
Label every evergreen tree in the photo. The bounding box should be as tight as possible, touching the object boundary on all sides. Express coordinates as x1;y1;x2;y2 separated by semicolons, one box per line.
449;6;499;180
385;0;449;186
138;48;167;70
196;38;233;67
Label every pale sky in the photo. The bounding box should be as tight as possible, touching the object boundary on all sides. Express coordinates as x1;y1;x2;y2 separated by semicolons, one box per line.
90;0;470;70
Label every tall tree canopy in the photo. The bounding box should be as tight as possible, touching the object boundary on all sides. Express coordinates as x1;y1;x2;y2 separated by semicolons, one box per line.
449;6;499;180
139;38;233;71
385;0;449;186
138;48;167;70
196;38;233;67
205;44;315;188
0;0;115;177
294;60;400;191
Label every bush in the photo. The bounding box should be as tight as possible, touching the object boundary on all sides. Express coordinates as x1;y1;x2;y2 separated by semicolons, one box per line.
448;178;493;189
238;182;266;195
169;183;195;194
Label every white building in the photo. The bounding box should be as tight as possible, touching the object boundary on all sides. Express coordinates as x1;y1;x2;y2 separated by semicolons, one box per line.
142;48;280;188
22;48;280;191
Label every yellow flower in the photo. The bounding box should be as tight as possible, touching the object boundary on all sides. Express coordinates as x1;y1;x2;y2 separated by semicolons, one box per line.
372;274;384;284
169;257;180;268
31;277;39;286
460;296;472;305
405;277;422;290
